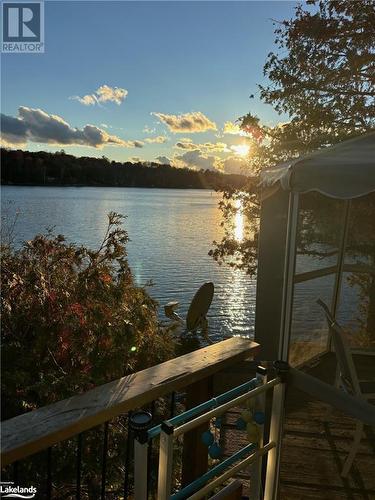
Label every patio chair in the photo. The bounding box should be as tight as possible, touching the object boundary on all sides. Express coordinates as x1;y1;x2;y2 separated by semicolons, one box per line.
317;299;375;477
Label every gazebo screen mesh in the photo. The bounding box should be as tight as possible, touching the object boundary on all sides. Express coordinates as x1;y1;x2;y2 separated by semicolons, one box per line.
288;192;375;365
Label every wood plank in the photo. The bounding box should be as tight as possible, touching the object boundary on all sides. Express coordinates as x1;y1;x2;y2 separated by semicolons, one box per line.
279;482;375;500
1;338;259;466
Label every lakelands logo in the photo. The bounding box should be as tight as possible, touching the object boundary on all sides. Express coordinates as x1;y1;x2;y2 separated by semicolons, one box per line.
1;1;44;53
0;481;37;498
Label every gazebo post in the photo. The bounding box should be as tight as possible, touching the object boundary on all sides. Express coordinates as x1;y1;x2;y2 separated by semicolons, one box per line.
255;190;298;498
279;192;299;361
255;189;299;500
255;189;294;361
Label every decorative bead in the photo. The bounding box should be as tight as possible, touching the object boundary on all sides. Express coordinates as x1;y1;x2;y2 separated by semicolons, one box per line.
253;411;265;425
201;430;214;447
236;417;247;430
214;416;222;428
241;410;252;423
246;422;259;443
208;442;222;459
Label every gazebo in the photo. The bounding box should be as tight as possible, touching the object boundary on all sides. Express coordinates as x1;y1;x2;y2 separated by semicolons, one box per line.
254;132;375;365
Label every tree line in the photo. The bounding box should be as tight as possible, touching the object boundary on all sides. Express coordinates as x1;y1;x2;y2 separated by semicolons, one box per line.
1;148;250;190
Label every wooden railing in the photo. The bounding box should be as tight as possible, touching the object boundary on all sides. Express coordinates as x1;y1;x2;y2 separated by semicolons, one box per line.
1;338;259;469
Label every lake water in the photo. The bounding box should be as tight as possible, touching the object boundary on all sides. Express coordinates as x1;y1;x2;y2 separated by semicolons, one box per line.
1;186;256;342
1;186;360;344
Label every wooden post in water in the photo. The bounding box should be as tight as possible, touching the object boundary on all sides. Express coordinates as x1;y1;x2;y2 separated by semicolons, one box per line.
182;376;213;486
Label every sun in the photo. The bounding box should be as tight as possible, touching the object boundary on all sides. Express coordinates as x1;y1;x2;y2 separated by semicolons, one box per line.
231;144;250;157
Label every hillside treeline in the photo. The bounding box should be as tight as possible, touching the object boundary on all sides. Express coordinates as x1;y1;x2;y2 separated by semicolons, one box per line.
1;149;250;189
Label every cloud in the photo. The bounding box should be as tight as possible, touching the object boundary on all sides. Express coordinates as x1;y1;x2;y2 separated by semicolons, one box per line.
0;107;143;149
152;111;217;133
0;113;28;146
143;125;156;134
175;140;229;153
144;135;168;144
223;120;247;137
75;94;97;106
173;148;249;174
71;85;128;106
131;141;145;148
202;142;229;153
175;141;197;150
175;149;221;171
230;144;250;156
155;155;172;165
129;156;142;163
217;155;248;175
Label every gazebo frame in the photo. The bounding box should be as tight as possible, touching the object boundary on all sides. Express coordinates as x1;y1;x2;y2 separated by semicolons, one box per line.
254;133;375;363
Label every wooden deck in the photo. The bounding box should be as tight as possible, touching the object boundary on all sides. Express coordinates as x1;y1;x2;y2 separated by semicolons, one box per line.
220;353;375;499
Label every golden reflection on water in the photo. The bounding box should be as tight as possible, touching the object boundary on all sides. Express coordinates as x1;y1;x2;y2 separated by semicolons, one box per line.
234;198;244;242
220;268;255;337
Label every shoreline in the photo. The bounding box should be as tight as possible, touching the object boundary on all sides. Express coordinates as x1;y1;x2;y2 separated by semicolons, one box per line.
1;183;216;190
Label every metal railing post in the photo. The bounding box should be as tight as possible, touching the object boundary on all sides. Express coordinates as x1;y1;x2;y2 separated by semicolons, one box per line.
249;365;267;500
157;422;174;500
130;411;153;500
264;361;288;500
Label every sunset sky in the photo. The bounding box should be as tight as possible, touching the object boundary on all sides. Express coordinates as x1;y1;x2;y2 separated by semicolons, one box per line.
1;1;298;174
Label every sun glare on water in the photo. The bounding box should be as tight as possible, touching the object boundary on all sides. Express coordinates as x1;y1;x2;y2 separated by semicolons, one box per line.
231;144;250;157
234;198;244;242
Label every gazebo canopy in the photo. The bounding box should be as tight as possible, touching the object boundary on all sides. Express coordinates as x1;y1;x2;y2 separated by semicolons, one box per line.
259;132;375;199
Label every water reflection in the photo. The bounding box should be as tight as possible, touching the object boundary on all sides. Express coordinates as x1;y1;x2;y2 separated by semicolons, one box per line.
219;268;255;337
234;198;244;242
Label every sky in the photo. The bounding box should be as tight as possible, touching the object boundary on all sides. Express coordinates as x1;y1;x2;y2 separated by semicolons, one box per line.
1;0;299;174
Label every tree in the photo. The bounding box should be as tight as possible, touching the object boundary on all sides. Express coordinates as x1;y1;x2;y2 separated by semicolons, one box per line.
1;212;174;418
231;0;374;176
212;0;375;265
211;0;375;336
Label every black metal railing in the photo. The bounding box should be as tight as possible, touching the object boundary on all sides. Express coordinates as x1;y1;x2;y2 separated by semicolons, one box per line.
2;391;180;500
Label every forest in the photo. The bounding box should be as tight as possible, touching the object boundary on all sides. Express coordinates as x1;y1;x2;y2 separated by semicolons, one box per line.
1;148;250;190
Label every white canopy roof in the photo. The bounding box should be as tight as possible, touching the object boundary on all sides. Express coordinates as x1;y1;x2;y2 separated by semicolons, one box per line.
260;132;375;199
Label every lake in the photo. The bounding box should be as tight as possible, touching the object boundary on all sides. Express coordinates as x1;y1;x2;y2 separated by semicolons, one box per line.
1;186;256;342
1;186;360;344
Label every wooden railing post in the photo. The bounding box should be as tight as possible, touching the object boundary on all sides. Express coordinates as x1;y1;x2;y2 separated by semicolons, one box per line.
264;362;288;500
249;365;268;500
134;439;148;500
182;375;213;486
157;422;174;500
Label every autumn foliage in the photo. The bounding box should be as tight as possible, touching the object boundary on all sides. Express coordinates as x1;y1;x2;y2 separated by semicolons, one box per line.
1;212;173;420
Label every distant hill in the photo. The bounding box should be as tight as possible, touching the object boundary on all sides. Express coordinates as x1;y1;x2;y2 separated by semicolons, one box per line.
1;149;252;190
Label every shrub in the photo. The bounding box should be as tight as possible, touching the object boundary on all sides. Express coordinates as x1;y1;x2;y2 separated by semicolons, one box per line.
1;211;173;419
